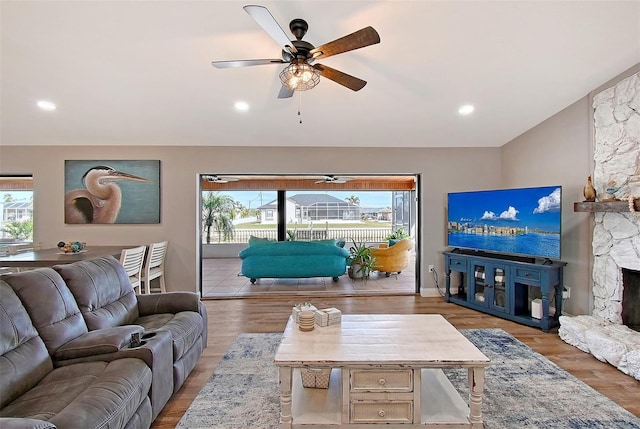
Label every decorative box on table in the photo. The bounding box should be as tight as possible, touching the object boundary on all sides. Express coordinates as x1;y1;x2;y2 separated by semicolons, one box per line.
292;303;317;323
300;368;331;389
314;307;342;327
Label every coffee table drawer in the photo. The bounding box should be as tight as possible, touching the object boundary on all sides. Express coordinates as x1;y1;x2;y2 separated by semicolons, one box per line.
350;400;413;424
350;369;413;392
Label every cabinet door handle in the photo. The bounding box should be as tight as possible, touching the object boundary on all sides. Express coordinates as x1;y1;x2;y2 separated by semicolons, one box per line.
378;409;386;417
378;378;386;385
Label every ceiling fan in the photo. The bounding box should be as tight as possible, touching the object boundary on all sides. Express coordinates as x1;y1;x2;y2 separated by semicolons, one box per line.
211;5;380;98
315;175;354;184
203;175;240;184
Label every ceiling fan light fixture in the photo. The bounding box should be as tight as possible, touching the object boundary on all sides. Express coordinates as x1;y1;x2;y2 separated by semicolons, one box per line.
279;59;320;91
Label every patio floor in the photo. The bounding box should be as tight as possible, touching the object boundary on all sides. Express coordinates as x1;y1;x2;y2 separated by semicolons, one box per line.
201;256;417;298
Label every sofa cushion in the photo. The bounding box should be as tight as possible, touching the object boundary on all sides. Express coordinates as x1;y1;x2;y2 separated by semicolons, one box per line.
54;256;139;330
312;239;338;247
248;235;275;246
0;358;152;429
0;282;53;409
136;311;204;361
239;240;350;257
2;268;89;356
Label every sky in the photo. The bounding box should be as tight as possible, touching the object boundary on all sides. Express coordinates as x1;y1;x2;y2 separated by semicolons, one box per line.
215;190;393;209
2;191;32;202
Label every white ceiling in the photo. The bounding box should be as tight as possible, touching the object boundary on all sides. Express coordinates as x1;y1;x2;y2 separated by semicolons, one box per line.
1;1;639;148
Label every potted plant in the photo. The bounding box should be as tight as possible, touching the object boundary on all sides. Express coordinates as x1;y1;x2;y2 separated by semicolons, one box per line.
348;240;377;279
385;227;410;241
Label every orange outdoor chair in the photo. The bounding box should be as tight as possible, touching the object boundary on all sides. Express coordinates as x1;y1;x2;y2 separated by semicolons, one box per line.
369;238;414;277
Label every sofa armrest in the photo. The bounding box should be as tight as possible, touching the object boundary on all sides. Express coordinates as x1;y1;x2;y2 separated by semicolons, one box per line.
54;325;144;360
0;418;56;429
136;292;200;316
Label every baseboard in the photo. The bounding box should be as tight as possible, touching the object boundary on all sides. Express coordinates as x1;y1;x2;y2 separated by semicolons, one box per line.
420;287;444;298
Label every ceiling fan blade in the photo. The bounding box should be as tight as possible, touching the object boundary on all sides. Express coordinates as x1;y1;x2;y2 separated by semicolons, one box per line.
212;59;286;69
277;85;294;99
243;5;297;54
313;64;367;91
310;26;380;60
204;175;239;183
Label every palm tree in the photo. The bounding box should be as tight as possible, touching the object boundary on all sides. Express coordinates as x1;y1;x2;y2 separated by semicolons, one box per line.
202;192;236;243
346;195;360;206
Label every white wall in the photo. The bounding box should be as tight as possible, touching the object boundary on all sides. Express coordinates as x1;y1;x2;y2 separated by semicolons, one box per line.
500;63;640;316
0;146;502;295
501;97;592;315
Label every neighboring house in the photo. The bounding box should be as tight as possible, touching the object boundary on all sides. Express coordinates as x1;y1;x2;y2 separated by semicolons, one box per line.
360;207;392;221
2;200;33;223
257;194;360;224
256;199;295;224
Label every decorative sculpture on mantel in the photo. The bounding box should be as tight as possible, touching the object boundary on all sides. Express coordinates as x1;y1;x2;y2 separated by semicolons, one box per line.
583;176;597;202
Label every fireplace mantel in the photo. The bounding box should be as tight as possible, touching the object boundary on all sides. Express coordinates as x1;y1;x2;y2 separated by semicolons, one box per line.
574;200;639;212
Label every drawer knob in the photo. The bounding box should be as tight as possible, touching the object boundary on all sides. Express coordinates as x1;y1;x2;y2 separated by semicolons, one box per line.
378;409;386;417
378;378;386;385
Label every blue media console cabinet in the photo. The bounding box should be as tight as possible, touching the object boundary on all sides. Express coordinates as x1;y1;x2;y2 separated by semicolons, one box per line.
444;250;566;332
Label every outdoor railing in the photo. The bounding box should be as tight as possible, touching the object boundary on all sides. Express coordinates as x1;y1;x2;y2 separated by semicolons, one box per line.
203;228;392;244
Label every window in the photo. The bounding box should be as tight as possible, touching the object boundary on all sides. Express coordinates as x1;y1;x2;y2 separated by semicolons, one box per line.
0;176;34;242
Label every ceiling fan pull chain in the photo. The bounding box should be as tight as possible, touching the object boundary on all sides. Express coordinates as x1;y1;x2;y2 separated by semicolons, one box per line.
298;91;303;124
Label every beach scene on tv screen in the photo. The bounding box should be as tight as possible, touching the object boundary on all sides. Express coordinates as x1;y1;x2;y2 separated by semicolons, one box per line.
447;186;561;259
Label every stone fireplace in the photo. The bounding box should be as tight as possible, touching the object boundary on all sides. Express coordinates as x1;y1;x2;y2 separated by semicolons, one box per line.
591;70;640;325
558;71;640;381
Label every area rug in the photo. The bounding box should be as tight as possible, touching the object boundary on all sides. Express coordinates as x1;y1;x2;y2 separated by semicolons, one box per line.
177;329;640;429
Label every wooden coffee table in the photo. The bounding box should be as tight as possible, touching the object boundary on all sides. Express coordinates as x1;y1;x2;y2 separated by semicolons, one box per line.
274;314;490;428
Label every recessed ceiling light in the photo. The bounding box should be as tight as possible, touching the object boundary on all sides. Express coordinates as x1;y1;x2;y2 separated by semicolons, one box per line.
458;104;474;115
234;101;249;112
37;100;56;111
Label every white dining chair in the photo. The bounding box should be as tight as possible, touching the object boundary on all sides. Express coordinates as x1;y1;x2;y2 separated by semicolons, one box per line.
141;240;168;294
119;245;146;294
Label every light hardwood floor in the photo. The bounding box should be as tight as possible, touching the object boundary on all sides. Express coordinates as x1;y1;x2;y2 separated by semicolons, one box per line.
151;295;640;428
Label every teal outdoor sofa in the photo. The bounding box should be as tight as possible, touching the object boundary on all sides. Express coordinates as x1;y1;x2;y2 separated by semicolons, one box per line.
238;239;349;284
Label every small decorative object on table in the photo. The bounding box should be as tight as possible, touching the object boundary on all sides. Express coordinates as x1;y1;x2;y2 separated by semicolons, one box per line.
298;311;315;332
292;302;317;323
57;241;86;253
314;307;342;327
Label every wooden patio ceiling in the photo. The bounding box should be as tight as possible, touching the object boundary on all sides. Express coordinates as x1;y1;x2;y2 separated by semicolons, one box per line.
201;175;417;191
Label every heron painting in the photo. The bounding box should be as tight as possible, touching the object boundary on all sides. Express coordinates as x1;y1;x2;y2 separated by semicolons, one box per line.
65;160;160;224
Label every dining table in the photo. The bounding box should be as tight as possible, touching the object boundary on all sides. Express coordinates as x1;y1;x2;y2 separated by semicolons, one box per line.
0;245;135;269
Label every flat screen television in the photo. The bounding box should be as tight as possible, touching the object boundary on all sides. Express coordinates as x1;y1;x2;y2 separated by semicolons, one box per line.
447;185;562;260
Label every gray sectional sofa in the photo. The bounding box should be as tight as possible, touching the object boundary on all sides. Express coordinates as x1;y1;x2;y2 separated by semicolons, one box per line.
0;255;208;429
